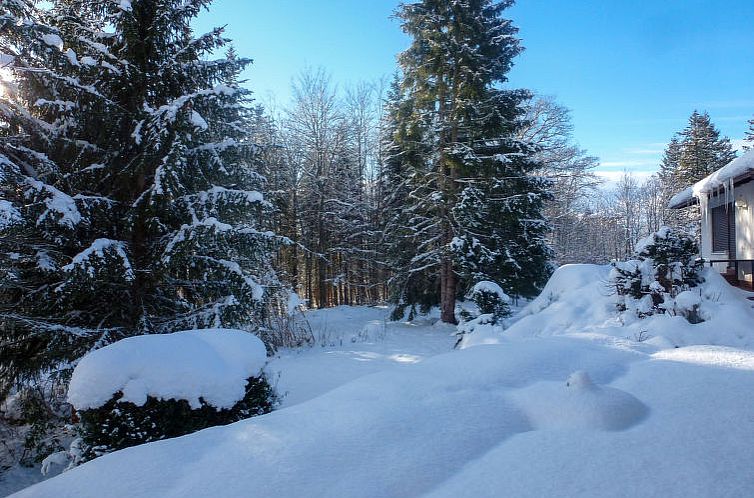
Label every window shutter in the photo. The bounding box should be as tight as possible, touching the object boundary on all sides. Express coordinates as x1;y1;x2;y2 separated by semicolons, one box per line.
711;204;734;254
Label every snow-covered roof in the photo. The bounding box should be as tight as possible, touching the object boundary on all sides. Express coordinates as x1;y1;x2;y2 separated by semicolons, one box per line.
68;329;268;411
669;149;754;209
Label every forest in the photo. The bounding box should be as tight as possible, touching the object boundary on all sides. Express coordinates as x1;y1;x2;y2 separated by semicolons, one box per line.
2;0;754;496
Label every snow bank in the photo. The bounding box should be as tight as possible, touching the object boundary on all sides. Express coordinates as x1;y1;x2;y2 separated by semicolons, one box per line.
67;329;267;410
14;331;754;498
462;264;754;349
509;370;648;431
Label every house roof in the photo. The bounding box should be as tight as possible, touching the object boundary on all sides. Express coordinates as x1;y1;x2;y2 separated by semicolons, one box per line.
668;148;754;209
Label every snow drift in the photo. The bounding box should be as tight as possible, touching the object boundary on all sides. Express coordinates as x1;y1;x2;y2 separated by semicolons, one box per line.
462;264;754;350
68;329;268;411
13;268;754;497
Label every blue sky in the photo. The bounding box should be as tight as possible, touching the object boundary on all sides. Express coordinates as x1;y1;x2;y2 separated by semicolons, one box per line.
195;0;754;181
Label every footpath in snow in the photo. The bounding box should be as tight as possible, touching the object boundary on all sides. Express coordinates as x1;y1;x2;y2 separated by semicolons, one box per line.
10;265;754;497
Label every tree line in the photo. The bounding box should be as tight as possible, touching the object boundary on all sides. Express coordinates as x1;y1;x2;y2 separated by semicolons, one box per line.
1;0;752;464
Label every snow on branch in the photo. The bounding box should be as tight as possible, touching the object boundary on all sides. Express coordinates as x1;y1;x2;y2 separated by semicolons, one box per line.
62;238;135;281
24;178;82;228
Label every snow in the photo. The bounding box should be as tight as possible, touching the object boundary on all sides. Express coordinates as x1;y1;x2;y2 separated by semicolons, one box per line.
668;186;694;209
62;238;134;280
462;264;754;350
24;179;82;228
669;149;754;208
64;49;78;66
0;199;22;229
67;329;268;411
0;53;14;67
470;280;510;302
11;269;754;497
189;110;208;130
509;370;648;431
41;34;63;51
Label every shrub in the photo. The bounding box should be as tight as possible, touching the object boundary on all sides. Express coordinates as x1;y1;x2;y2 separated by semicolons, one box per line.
467;281;511;323
77;374;277;460
611;227;704;321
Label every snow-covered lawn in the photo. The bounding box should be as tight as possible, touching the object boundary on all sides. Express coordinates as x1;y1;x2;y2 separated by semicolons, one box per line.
9;266;754;497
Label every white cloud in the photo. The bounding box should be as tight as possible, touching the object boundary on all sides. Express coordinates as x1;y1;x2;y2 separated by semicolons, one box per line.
595;170;655;182
594;170;656;191
624;148;664;155
600;160;657;168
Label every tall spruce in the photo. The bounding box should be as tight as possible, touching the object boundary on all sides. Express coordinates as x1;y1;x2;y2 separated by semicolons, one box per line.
744;116;754;150
658;111;736;232
675;111;737;186
388;0;551;323
1;0;282;397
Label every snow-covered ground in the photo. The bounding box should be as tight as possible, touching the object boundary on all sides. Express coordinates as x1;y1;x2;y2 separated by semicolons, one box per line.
8;266;754;497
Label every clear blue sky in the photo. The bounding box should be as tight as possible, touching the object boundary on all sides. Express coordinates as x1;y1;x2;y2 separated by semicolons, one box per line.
195;0;754;181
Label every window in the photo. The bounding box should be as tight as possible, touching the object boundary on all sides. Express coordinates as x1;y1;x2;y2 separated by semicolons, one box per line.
711;204;735;254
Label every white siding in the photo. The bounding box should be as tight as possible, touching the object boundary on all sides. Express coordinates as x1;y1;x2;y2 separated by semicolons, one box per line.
700;181;754;281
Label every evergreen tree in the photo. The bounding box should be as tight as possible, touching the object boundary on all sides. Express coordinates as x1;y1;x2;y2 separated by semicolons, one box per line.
658;136;682;189
386;0;551;323
675;111;737;185
1;0;282;400
380;74;440;319
744;116;754;150
658;111;736;232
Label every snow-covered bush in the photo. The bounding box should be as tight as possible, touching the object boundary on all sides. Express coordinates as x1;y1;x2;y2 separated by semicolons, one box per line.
67;330;278;461
467;281;511;323
610;227;704;321
456;281;512;346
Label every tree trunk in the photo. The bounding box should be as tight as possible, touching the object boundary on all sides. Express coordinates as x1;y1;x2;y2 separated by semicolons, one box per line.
440;258;457;324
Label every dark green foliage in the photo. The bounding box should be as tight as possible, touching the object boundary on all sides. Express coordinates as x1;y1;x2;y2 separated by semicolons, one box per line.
744;116;754;150
382;0;552;322
468;286;510;323
1;0;283;465
78;374;277;460
611;227;704;320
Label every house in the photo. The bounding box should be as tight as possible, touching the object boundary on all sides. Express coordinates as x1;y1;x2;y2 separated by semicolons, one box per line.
668;149;754;289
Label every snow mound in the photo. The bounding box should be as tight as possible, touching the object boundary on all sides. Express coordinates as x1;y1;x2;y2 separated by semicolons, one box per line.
462;264;754;349
510;370;648;431
15;332;754;498
470;280;511;302
68;329;267;410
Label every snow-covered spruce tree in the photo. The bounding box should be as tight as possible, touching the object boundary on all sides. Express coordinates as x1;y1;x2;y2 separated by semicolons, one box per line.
0;0;132;460
659;112;736;234
675;111;737;185
611;227;704;322
388;0;551;323
1;0;282;449
744;116;754;150
380;75;440;320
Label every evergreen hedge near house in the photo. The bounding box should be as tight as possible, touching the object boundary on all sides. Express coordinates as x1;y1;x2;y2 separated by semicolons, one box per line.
611;227;704;322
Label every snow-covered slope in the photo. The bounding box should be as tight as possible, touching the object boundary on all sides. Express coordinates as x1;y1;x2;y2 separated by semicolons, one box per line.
463;264;754;349
11;271;754;498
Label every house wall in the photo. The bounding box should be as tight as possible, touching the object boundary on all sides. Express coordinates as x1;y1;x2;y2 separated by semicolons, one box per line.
734;182;754;284
700;181;754;282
